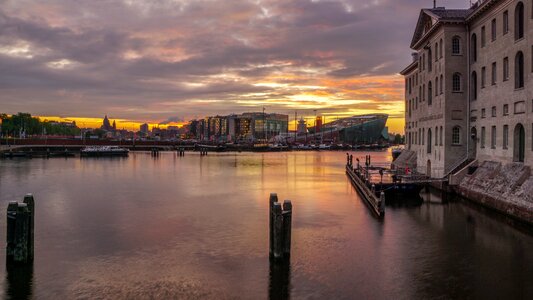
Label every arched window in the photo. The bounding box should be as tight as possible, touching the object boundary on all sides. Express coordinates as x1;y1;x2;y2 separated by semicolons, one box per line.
471;71;478;100
427;129;432;153
423;84;426;101
428;81;432;105
515;2;524;40
440;74;443;94
439;38;443;58
452;73;462;91
452;36;461;54
439;126;443;145
452;126;461;145
435;43;439;61
435;126;438;146
428;48;432;72
471;34;477;62
435;77;439;96
515;51;524;88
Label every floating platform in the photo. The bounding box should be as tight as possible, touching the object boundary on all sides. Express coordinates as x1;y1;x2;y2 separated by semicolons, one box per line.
346;165;385;218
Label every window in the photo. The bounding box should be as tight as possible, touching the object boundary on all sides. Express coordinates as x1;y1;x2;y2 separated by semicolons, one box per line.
481;67;486;88
427;129;432;153
503;10;509;34
452;36;461;55
515;51;524;89
452;126;461;145
428;48;432;72
428;81;432;105
503;125;509;149
452;73;462;91
435;126;438;146
491;126;496;149
515;2;524;40
481;26;486;47
439;39;443;58
419;87;422;101
481;126;486;148
503;104;509;115
481;108;486;118
491;62;497;85
471;71;477;100
471;34;477;62
491;19;497;41
423;84;426;101
492;106;497;117
503;57;509;81
440;74;443;94
435;77;439;96
435;43;439;61
408;78;412;94
439;126;443;145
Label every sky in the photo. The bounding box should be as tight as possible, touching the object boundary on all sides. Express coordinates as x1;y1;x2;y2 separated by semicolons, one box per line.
0;0;470;132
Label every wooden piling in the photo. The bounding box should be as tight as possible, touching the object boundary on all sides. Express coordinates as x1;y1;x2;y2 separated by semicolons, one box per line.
23;194;34;260
379;191;386;215
13;204;30;263
271;203;283;260
6;195;35;264
6;202;18;260
282;200;292;258
269;193;278;257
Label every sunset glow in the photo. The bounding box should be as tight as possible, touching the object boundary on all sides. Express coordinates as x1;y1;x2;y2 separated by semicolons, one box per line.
0;0;468;134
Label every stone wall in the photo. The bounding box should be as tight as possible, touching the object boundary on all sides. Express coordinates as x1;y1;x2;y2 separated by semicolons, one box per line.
455;160;533;224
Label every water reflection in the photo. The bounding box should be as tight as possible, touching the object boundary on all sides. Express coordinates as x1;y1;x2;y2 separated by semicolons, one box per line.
0;151;531;298
269;261;291;300
5;262;33;299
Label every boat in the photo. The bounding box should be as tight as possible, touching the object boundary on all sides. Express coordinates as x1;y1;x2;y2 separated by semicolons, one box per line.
268;143;289;151
81;146;129;157
318;144;331;150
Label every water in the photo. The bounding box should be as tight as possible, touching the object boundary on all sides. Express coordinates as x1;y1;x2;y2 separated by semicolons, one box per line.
0;151;531;299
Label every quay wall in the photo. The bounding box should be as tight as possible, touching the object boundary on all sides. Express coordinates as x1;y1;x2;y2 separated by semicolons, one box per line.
454;161;533;225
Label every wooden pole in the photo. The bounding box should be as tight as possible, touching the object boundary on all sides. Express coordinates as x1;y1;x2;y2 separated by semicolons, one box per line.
272;203;283;260
269;193;278;257
379;191;386;216
282;200;292;259
6;202;18;260
23;194;34;261
14;204;30;263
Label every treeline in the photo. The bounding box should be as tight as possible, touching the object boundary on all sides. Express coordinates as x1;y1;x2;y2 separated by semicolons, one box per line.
0;113;81;137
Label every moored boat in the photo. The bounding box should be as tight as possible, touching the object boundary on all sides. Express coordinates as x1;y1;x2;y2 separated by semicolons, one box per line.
81;146;129;157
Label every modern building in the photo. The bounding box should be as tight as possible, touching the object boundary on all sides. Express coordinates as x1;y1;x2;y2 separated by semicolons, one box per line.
400;0;533;177
140;123;149;134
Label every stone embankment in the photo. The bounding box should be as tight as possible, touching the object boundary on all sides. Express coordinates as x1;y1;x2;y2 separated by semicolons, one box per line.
454;161;533;225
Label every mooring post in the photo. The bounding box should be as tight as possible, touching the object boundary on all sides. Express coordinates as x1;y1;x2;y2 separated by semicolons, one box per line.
269;193;278;257
6;202;18;260
23;194;34;260
379;191;386;215
272;203;283;260
14;204;30;263
282;200;292;259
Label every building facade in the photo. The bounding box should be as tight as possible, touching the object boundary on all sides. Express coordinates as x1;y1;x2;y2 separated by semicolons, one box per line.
401;0;533;177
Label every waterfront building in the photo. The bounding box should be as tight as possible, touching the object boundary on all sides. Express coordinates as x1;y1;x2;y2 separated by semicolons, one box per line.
297;118;307;134
401;0;533;177
140;123;149;134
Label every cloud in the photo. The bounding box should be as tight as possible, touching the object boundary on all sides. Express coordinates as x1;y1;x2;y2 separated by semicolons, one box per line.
0;0;470;132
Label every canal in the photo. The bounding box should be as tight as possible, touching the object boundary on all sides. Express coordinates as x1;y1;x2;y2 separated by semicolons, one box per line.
0;151;532;299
